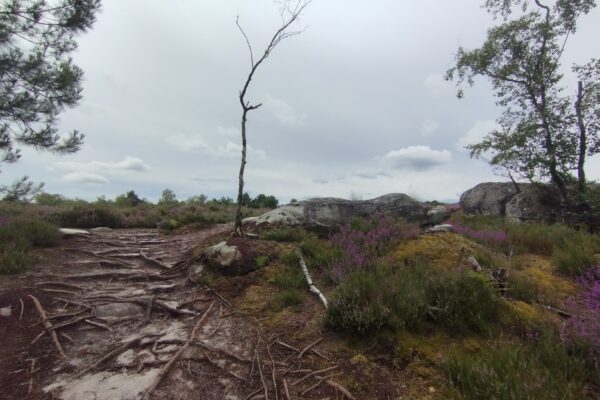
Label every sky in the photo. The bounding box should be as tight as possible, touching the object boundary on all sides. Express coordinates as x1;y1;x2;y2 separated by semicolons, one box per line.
3;0;600;203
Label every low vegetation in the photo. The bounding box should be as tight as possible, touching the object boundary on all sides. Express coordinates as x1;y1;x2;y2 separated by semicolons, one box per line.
253;214;599;398
0;216;60;274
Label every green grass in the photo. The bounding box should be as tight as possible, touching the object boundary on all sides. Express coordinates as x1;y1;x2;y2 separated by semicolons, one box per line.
255;255;269;268
552;235;597;277
271;289;304;311
261;227;307;242
443;338;587;400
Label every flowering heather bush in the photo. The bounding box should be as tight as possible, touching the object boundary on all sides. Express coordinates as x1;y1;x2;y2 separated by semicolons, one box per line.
328;215;406;283
565;266;600;367
450;220;509;249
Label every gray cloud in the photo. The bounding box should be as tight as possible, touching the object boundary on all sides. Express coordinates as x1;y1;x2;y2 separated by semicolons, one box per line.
62;172;109;184
381;146;452;170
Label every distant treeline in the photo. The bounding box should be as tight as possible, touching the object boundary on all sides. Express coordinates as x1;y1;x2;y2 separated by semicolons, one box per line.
32;189;279;209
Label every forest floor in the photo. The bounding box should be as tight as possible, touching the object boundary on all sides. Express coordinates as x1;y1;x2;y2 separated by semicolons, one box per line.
0;225;415;400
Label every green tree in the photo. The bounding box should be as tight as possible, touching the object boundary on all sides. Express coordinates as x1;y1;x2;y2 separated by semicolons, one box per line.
0;0;101;198
446;0;599;210
115;190;142;207
158;188;178;206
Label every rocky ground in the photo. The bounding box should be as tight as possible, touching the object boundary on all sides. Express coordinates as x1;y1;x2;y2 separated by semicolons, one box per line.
0;226;356;400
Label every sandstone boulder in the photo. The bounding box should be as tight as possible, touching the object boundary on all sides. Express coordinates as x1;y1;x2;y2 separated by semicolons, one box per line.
460;182;558;222
254;193;427;228
201;239;257;276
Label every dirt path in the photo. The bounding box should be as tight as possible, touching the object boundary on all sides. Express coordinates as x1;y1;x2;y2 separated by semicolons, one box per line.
0;227;346;400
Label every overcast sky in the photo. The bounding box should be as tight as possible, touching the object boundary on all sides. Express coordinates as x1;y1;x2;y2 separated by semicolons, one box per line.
3;0;600;203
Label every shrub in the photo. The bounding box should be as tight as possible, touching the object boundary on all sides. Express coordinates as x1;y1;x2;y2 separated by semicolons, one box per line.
329;214;398;283
450;220;508;249
443;339;587;400
0;216;60;247
326;259;500;335
0;242;28;274
564;267;600;372
273;253;305;289
506;271;538;303
429;271;499;333
552;236;597;277
262;227;307;242
325;268;393;334
55;206;123;228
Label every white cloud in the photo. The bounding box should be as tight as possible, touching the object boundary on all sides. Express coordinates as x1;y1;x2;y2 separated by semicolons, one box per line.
457;120;499;150
55;156;150;173
166;133;266;159
217;141;266;159
423;73;453;95
381;145;452;170
61;172;109;184
166;134;212;152
217;126;239;137
263;96;307;125
93;156;150;171
421;119;440;136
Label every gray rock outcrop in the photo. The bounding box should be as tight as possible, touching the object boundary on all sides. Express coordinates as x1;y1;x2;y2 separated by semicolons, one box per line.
460;182;558;221
254;193;427;228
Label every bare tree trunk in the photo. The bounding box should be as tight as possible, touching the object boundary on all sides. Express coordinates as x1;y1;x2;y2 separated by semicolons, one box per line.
575;80;587;194
234;110;248;236
232;0;310;236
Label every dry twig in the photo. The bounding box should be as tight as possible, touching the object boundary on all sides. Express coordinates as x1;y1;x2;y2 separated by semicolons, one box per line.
142;301;215;400
28;295;67;359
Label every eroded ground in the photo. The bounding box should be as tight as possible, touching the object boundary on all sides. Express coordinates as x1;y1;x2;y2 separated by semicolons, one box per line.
0;226;375;400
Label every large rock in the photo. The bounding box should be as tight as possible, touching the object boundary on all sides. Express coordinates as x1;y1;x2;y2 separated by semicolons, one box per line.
460;182;558;222
200;239;257;276
460;182;518;216
254;193;427;228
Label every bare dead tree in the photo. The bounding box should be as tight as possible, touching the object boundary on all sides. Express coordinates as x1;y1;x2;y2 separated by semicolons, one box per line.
234;0;311;237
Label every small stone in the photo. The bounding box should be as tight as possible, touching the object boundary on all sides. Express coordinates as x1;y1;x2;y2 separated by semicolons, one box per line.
428;386;436;393
0;306;12;317
189;264;205;283
427;224;454;233
59;228;90;236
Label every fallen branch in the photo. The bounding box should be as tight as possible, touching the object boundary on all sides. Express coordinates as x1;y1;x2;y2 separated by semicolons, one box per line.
282;379;291;400
293;365;337;386
202;351;246;381
325;380;355;399
73;337;141;379
19;298;24;320
84;319;112;331
142;301;215;400
297;337;323;360
30;331;45;345
28;295;67;359
139;252;172;270
535;302;571;318
267;344;278;400
298;251;328;308
301;378;324;396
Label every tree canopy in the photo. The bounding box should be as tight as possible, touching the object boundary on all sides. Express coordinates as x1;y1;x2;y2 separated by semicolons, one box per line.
447;0;599;207
0;0;101;196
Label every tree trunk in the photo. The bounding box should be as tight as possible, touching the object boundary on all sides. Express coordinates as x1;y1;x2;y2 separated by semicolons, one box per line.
575;80;587;194
234;110;248;236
